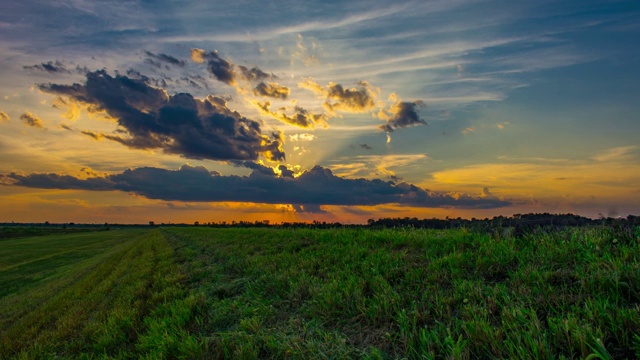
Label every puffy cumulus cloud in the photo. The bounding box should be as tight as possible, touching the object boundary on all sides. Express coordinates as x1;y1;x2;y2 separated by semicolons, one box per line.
299;78;377;114
253;82;290;99
0;111;10;123
378;100;427;133
39;70;285;161
191;48;275;86
190;48;207;64
144;51;186;67
254;101;327;128
237;65;271;83
20;111;44;128
3;164;511;209
23;60;71;74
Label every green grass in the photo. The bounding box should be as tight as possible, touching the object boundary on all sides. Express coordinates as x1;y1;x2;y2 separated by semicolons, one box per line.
1;226;639;359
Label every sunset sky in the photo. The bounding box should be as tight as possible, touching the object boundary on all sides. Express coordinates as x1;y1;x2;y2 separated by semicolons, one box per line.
1;0;639;224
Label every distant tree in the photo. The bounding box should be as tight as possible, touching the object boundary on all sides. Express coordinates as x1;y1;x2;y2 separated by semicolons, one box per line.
149;221;155;226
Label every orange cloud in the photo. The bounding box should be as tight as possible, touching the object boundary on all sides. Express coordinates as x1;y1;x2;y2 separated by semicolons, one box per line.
20;111;44;128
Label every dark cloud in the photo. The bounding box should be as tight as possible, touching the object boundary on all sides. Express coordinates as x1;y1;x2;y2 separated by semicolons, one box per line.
81;130;101;140
300;79;377;114
20;112;44;128
126;68;168;88
238;65;272;82
144;51;186;67
253;82;290;99
23;61;71;74
191;49;235;85
191;48;275;86
39;70;285;161
177;75;210;90
2;164;511;209
360;144;372;150
379;100;427;132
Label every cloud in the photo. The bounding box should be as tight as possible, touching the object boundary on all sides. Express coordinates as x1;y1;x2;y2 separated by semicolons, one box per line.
52;97;81;121
0;111;10;123
191;48;274;86
39;70;285;161
2;164;511;209
378;100;426;133
144;51;186;67
253;82;290;99
289;133;316;141
292;34;321;66
23;61;71;74
254;101;326;128
592;146;638;162
20;111;44;128
299;79;377;114
237;65;272;83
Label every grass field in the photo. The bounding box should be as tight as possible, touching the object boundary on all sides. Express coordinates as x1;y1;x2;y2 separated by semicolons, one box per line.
1;226;639;359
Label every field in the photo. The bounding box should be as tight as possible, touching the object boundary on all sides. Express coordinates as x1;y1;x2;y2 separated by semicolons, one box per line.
1;226;639;359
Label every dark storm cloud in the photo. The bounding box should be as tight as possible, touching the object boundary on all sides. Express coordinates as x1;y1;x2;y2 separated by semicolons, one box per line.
379;100;427;132
20;112;44;128
253;82;290;99
23;61;71;74
39;70;285;161
144;51;186;67
2;164;511;209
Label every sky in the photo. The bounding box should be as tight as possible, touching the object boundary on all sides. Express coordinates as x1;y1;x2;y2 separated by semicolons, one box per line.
0;0;639;224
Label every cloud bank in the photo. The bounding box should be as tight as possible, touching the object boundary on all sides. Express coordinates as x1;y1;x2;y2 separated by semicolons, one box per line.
2;164;511;209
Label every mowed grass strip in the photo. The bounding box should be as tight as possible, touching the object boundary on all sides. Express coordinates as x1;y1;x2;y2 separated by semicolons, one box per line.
164;226;640;359
0;229;204;359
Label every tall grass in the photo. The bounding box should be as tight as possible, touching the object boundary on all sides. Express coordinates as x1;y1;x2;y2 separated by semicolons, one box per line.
1;226;638;358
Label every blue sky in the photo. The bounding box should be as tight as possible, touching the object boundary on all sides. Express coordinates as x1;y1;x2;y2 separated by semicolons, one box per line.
0;0;638;223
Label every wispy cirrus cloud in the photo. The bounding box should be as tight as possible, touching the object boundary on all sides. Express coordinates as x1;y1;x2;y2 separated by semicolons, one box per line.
160;3;412;43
